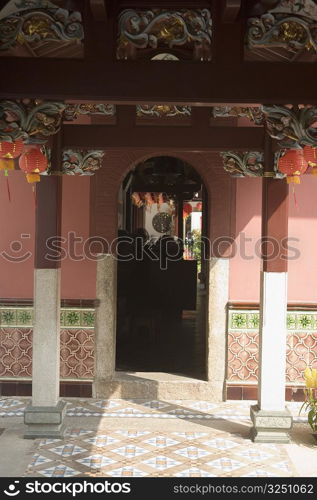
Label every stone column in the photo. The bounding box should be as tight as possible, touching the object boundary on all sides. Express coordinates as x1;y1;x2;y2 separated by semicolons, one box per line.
24;175;66;439
250;172;293;443
93;253;117;398
207;257;229;401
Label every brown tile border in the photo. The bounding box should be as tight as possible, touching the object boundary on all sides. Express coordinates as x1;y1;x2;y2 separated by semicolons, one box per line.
226;384;306;402
0;381;92;397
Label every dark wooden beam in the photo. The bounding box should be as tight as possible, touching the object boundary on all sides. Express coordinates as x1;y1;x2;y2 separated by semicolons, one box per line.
2;57;317;103
221;0;242;22
62;124;265;150
89;0;107;21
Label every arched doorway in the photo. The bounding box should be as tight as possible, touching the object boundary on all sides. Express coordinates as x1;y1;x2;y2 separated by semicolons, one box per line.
115;156;208;379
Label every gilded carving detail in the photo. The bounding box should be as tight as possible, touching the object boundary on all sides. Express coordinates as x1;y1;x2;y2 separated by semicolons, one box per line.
0;0;84;51
64;103;116;121
117;8;212;60
0;99;65;142
247;0;317;57
136;104;191;118
62;150;104;176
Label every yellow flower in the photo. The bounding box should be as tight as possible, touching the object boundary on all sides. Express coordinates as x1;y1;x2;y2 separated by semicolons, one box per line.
312;368;317;388
304;367;315;388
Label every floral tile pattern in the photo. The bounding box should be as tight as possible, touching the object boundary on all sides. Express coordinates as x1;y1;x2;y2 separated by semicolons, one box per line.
0;307;95;329
0;327;94;379
228;309;317;384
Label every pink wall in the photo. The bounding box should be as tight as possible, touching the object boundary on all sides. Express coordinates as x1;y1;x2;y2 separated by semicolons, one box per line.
229;177;261;303
230;175;317;304
0;172;96;299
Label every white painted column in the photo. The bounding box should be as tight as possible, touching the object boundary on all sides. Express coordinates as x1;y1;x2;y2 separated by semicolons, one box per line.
207;257;229;401
32;269;61;407
258;271;288;411
93;254;117;398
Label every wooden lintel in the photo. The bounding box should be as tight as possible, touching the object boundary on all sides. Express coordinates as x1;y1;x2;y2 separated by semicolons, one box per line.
221;0;242;22
2;57;317;103
89;0;107;21
62;124;264;150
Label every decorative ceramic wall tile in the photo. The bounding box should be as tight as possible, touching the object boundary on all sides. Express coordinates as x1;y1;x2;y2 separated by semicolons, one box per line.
0;307;94;329
0;328;94;379
228;310;317;384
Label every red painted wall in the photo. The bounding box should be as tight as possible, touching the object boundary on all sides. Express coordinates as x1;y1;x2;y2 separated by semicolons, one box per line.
0;172;96;299
229;175;317;304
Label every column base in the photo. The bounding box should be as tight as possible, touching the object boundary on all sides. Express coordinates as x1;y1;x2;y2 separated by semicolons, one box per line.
24;400;66;439
250;404;293;443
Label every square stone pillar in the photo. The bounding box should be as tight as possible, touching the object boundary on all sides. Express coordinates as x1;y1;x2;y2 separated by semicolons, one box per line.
24;173;66;439
207;257;229;401
251;172;292;443
250;271;292;443
93;253;117;398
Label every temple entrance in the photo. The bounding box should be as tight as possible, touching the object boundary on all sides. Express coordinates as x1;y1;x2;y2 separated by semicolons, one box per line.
115;156;208;379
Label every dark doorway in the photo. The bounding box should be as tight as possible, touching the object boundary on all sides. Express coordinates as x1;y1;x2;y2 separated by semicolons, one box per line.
116;156;208;379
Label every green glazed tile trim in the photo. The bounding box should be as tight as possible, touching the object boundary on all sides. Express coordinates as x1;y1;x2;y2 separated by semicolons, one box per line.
0;307;95;328
229;310;317;332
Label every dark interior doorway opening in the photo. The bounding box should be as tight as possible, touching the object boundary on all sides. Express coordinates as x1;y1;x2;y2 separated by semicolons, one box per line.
116;156;208;379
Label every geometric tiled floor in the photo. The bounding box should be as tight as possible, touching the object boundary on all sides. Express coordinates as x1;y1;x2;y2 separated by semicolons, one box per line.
0;397;308;478
25;428;294;478
0;398;308;422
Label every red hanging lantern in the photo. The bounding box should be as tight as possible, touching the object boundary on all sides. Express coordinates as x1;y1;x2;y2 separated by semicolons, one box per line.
196;202;202;211
0;139;24;159
19;146;48;182
0;139;24;174
183;202;193;218
303;145;317;176
278;149;308;184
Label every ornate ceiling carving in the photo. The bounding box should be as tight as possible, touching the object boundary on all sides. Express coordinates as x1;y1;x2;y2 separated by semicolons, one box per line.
62;150;104;176
64;103;116;121
136;104;191;118
0;0;84;57
262;104;317;148
0;99;65;142
117;8;212;61
246;0;317;60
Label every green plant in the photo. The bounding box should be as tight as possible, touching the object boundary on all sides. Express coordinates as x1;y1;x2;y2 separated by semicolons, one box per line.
300;367;317;432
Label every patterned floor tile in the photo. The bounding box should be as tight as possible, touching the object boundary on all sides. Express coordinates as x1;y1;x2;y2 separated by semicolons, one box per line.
173;446;211;459
242;469;276;477
30;454;52;467
110;445;150;458
76;455;117;469
202;438;239;450
143;436;180;448
172;432;209;440
38;465;80;477
48;444;88;457
88;400;121;409
234;449;273;462
141;401;170;410
175;468;217;477
107;466;149;477
206;457;246;473
141;456;182;471
115;430;151;438
84;435;120;447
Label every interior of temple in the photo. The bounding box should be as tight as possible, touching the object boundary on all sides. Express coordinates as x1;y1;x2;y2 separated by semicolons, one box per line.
115;156;207;378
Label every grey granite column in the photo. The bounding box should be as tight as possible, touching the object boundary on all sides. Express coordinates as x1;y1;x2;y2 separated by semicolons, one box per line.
93;254;117;398
206;258;229;401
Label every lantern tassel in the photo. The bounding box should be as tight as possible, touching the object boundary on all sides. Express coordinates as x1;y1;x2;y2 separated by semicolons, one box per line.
287;175;301;184
292;184;298;210
6;175;11;202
